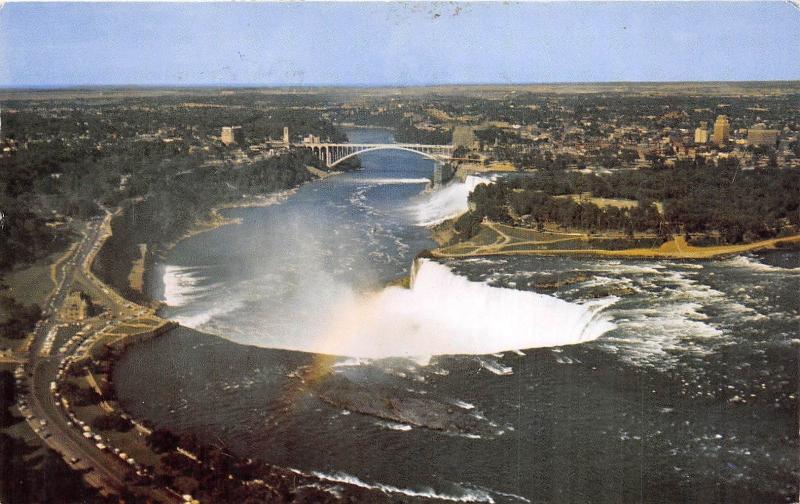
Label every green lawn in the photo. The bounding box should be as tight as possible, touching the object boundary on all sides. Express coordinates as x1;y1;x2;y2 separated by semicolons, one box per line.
2;252;61;308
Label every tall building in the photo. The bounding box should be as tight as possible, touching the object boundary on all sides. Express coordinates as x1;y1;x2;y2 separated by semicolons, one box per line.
712;115;730;145
283;126;290;145
694;121;709;144
221;126;245;146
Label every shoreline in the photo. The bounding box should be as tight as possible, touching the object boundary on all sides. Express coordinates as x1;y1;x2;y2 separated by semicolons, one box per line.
144;169;345;299
159;167;343;259
432;220;800;260
159;187;301;256
127;244;147;293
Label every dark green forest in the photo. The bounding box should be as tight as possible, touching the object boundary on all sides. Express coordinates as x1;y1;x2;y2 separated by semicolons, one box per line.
459;164;800;244
0;96;353;274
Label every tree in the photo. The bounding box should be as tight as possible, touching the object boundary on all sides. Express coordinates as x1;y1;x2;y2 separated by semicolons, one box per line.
92;412;133;432
0;371;19;427
146;428;180;453
0;296;42;339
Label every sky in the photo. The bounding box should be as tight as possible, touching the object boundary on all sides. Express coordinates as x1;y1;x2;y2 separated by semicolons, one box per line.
1;2;798;87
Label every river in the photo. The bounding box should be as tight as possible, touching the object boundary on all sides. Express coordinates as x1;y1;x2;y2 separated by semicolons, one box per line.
114;128;799;503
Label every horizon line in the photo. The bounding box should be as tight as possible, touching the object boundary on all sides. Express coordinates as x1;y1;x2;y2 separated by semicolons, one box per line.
2;79;800;92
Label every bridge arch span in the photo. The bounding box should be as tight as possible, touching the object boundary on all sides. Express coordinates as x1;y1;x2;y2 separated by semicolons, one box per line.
328;145;442;168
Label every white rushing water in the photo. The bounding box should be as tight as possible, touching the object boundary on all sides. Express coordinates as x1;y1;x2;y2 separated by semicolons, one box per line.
413;175;490;226
314;259;617;361
724;255;800;273
161;265;243;327
163;259;617;362
162;265;207;307
357;177;432;186
306;470;502;503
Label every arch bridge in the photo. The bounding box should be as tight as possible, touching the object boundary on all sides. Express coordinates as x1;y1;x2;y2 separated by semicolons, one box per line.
300;142;453;168
298;142;455;187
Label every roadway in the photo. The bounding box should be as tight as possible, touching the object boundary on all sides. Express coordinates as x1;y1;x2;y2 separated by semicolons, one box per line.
19;210;178;503
27;358;129;493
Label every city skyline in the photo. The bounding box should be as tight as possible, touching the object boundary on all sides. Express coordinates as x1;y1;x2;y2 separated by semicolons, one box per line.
1;2;799;87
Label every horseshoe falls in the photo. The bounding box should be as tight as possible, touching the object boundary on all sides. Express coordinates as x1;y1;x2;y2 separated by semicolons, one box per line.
316;259;616;360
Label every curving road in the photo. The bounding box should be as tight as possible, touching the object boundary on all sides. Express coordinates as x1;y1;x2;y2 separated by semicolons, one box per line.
20;211;177;502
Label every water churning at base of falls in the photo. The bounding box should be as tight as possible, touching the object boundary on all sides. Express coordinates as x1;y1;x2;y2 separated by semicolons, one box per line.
316;259;617;361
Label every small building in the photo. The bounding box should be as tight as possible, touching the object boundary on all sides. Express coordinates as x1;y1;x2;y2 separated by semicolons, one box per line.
694;122;709;144
63;292;90;321
221;126;245;146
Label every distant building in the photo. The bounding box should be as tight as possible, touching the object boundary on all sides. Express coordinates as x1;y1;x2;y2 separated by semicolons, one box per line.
302;134;321;144
694;121;709;144
221;126;245;146
283;126;290;145
747;124;779;146
452;126;477;150
712;115;730;145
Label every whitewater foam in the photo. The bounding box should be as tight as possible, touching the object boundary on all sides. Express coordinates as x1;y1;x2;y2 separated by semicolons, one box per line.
308;470;497;503
375;420;413;431
162;265;214;307
592;261;666;275
331;357;371;368
161;264;258;330
413;175;491;226
478;358;514;376
358;177;432;185
314;259;617;360
724;255;800;273
172;299;244;329
593;265;765;369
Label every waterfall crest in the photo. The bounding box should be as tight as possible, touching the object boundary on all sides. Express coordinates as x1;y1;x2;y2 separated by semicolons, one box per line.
413;175;490;226
316;259;616;361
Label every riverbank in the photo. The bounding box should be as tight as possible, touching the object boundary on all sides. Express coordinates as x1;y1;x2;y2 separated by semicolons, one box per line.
158;188;301;258
127;244;147;293
158;166;350;262
433;220;800;260
122;185;319;297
